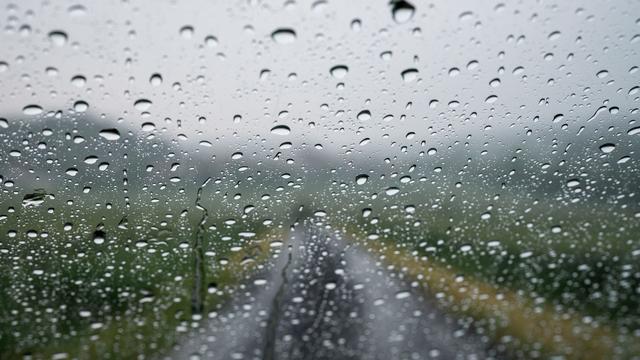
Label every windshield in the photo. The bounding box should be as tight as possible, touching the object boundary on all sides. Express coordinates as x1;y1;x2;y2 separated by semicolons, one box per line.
1;0;639;359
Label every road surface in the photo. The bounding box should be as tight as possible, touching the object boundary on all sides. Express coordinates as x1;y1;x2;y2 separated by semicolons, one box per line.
166;221;495;359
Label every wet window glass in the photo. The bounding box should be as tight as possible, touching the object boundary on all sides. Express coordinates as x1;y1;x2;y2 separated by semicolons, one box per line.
1;1;639;359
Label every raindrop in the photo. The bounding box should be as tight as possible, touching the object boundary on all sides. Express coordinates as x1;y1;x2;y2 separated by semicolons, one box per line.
271;28;296;44
270;125;291;135
351;19;361;31
180;25;194;39
67;4;87;16
93;230;106;245
150;73;163;86
356;174;369;185
48;30;68;46
141;122;156;131
134;99;152;111
23;105;43;115
231;152;243;160
385;187;400;196
547;31;561;41
485;95;498;103
71;75;86;87
401;68;418;82
99;129;121;141
205;35;218;47
73;100;88;112
330;65;348;79
567;179;580;188
357;110;371;121
599;143;616;154
391;0;415;24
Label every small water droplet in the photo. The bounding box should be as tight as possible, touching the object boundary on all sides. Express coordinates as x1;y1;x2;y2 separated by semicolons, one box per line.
68;4;87;16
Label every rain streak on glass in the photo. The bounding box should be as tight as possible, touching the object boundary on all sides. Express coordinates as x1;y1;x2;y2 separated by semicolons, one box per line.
0;1;639;360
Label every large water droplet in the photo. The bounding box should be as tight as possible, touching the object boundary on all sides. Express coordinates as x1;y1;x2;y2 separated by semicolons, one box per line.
385;187;400;196
99;129;121;141
330;65;348;79
180;25;194;39
48;30;68;46
357;110;371;121
73;100;89;112
271;28;296;44
134;99;152;111
391;0;415;24
401;68;418;82
599;143;616;154
149;73;163;86
270;125;291;135
23;105;43;115
356;174;369;185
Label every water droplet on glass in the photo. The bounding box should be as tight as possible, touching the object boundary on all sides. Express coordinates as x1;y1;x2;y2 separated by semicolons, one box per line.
385;187;400;196
356;175;369;185
150;73;163;86
330;65;348;79
548;31;561;41
599;143;616;154
391;0;415;24
180;25;194;39
401;68;418;82
73;101;88;112
271;28;296;44
99;128;121;141
71;75;86;87
68;4;87;17
357;110;371;121
270;125;291;135
23;105;43;115
48;30;68;46
134;99;152;111
93;230;106;245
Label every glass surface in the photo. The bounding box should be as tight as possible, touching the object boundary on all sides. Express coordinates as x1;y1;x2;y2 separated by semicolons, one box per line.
1;0;639;359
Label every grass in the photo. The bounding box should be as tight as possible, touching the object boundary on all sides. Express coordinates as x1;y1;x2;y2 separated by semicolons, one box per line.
0;197;284;359
364;239;639;359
